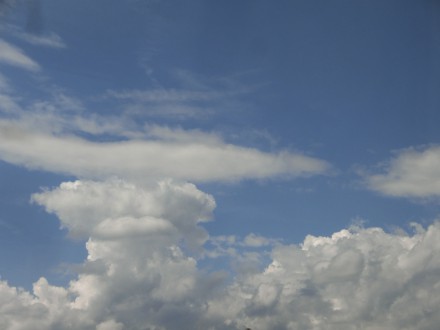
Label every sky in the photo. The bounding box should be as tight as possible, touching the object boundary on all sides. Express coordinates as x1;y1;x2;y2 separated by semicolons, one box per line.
0;0;440;329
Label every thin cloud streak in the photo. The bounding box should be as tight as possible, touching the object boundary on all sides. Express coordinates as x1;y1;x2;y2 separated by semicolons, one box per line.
14;31;66;48
0;38;40;71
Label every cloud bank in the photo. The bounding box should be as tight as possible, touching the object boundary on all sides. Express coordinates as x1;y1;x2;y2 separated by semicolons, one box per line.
0;179;439;329
0;119;329;183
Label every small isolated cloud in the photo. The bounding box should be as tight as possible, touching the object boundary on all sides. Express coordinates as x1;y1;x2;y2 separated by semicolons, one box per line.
243;233;278;247
0;38;40;71
2;179;440;329
366;145;440;198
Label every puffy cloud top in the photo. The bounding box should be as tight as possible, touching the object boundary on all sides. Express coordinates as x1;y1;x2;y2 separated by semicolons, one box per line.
1;179;439;329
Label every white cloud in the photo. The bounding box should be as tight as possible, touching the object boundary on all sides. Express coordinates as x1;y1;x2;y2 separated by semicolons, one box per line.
3;90;138;138
366;145;440;198
0;39;40;71
3;22;66;48
206;222;440;330
15;32;66;48
2;179;440;329
243;233;277;247
28;179;219;328
31;179;214;247
0;67;329;183
0;93;21;113
0;119;329;183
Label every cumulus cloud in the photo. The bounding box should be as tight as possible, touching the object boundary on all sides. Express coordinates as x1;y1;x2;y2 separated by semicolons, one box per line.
26;179;218;329
0;38;40;71
2;179;440;329
0;119;329;183
31;179;214;248
366;145;440;198
205;222;440;330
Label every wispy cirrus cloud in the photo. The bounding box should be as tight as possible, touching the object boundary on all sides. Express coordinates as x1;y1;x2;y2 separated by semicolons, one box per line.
106;88;227;103
102;70;254;120
14;31;66;48
0;38;40;71
105;88;221;120
3;23;66;48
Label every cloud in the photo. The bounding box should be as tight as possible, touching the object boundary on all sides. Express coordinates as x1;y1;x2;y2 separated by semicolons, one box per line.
6;23;66;48
366;145;440;198
0;38;40;71
27;179;219;328
0;119;329;183
102;71;252;120
0;63;328;183
2;179;440;329
31;179;214;247
205;222;440;330
0;93;20;113
243;233;277;247
106;88;226;103
19;32;65;48
110;90;231;120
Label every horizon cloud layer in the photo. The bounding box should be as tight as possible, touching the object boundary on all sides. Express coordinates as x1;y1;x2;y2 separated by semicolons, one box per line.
0;179;439;329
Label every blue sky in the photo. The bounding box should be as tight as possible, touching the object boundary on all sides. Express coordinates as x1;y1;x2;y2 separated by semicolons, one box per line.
1;1;440;329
